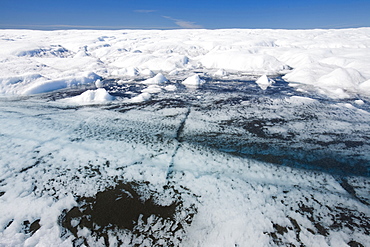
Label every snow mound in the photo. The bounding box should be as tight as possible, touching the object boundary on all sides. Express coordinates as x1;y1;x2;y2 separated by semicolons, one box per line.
314;68;366;98
142;73;168;85
318;68;365;90
359;79;370;96
62;88;114;104
255;75;275;90
129;92;151;103
13;45;73;58
22;72;100;95
182;74;205;88
283;65;328;86
0;74;43;95
200;51;289;73
0;73;43;85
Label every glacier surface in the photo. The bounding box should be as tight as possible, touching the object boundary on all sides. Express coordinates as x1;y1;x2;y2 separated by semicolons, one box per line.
0;28;370;246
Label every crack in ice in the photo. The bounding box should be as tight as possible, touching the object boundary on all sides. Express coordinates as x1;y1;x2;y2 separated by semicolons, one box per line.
166;106;191;181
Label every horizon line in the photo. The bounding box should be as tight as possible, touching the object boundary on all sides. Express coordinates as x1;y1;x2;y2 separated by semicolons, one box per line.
0;23;369;31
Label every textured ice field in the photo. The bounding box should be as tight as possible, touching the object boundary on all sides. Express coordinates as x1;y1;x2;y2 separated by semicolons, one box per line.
1;28;370;98
0;29;370;246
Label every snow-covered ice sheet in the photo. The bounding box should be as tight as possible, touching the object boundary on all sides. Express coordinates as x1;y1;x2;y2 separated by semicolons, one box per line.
1;28;370;98
0;28;370;246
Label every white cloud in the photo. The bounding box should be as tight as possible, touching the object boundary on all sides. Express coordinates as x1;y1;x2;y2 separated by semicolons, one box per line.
134;10;156;13
163;16;202;29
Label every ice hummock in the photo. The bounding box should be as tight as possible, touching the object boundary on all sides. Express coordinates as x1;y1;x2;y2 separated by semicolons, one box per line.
0;28;370;98
61;88;114;104
141;73;168;85
182;74;205;88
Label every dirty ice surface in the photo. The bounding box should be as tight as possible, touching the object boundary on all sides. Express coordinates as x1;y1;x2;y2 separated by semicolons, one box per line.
0;28;370;246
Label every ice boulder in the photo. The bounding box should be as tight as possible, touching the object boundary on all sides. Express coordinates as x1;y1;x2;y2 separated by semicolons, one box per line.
182;74;205;88
142;73;168;85
255;75;275;90
62;88;114;104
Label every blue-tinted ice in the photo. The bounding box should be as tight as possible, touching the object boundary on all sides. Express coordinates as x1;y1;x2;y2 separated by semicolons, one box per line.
0;75;369;246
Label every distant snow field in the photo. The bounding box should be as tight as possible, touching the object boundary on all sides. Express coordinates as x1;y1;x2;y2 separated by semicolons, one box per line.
0;28;370;98
0;28;370;246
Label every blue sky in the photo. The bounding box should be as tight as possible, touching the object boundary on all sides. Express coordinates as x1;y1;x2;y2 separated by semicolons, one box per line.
0;0;369;29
